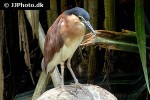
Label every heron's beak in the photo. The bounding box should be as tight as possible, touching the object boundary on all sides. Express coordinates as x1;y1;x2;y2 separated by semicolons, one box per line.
82;21;96;35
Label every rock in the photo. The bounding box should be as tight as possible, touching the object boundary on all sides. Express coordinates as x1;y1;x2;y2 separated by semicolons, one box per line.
37;84;117;100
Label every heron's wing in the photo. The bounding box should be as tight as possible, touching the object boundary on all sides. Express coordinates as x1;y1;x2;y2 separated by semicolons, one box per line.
43;17;64;68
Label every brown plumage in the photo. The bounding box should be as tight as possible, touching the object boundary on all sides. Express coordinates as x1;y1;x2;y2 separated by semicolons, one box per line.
42;13;86;73
41;7;96;88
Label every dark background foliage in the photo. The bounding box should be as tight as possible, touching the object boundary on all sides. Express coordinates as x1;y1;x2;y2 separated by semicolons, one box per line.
2;0;150;99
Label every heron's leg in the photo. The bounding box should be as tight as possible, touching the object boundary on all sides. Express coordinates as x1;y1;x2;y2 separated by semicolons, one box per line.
67;58;89;95
60;62;65;89
67;58;79;83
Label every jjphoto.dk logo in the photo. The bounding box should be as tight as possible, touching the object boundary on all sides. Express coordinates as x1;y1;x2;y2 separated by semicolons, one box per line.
0;0;50;10
3;2;44;8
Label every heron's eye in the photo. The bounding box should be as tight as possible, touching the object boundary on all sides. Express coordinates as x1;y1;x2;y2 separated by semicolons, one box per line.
78;16;84;21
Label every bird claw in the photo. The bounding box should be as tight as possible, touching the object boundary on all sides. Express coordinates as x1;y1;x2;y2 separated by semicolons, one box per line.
57;85;79;98
57;84;94;99
70;83;88;95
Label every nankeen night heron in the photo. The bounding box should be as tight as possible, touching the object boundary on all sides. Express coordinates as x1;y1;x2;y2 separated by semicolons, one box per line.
41;7;96;89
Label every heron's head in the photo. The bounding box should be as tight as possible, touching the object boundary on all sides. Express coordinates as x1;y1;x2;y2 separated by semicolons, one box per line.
64;7;96;35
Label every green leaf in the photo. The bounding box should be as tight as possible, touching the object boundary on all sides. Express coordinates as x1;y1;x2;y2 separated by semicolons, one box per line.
135;0;150;93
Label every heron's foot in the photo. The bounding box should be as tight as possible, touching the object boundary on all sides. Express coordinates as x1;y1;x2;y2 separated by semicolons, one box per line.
58;85;78;98
70;82;88;95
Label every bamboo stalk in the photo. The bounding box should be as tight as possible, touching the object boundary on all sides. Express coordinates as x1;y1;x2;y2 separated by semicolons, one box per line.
0;10;4;100
103;0;116;79
88;0;98;29
104;0;116;31
84;0;88;11
87;0;98;83
47;0;58;27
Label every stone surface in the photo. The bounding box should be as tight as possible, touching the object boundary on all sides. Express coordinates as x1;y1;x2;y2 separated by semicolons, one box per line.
37;84;117;100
